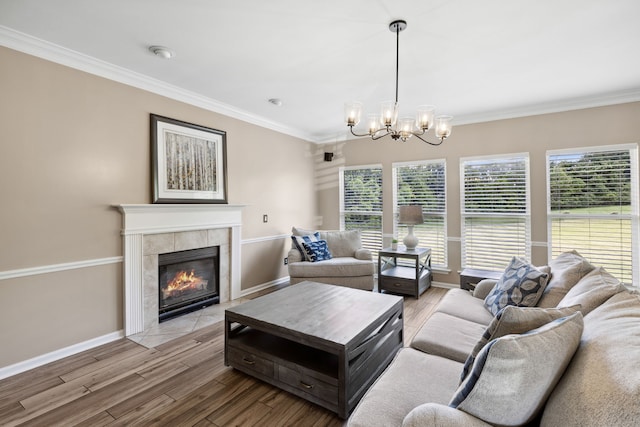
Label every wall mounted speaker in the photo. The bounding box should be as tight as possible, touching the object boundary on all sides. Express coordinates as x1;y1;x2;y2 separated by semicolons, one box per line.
324;152;334;162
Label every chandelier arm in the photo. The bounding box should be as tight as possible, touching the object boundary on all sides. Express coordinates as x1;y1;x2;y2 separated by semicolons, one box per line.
371;129;393;140
349;126;373;138
414;133;445;146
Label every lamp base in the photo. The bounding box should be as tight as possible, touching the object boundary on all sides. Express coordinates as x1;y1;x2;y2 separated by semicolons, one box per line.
403;225;419;251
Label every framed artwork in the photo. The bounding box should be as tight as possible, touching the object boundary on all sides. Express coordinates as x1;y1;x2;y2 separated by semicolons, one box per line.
151;114;227;204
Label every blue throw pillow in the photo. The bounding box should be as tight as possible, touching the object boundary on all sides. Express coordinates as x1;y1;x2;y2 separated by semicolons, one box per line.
484;257;550;316
291;232;321;260
302;240;332;262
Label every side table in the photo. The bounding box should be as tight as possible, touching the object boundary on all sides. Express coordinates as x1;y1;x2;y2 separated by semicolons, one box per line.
459;268;503;291
378;246;432;298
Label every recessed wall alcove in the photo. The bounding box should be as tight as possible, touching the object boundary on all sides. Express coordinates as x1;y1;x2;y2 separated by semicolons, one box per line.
117;204;244;336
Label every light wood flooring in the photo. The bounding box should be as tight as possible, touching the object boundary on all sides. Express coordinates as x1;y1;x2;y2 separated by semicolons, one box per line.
0;286;448;426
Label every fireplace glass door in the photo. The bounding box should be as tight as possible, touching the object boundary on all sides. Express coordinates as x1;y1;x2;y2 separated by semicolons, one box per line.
158;246;219;322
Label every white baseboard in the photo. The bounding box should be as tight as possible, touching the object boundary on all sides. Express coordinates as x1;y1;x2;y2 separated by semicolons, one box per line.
432;281;458;289
0;330;124;380
239;276;290;298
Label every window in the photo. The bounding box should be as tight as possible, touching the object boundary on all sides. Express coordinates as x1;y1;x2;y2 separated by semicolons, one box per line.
339;165;383;256
547;145;638;286
461;154;531;271
393;160;447;268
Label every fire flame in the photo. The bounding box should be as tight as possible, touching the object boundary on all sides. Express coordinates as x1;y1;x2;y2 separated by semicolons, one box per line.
162;269;207;299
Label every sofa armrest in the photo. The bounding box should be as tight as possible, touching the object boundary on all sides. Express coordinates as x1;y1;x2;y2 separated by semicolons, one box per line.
403;403;492;427
288;248;303;264
472;279;498;299
354;248;372;261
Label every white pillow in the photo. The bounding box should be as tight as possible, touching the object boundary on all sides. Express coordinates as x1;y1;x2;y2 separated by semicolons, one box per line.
449;312;584;426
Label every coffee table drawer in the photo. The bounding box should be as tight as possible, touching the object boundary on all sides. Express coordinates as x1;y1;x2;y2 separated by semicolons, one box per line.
278;365;338;405
226;346;274;378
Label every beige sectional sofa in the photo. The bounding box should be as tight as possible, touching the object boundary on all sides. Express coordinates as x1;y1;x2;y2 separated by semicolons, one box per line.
348;251;640;426
288;227;375;290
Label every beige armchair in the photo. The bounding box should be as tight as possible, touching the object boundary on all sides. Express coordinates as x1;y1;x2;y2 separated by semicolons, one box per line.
287;227;375;291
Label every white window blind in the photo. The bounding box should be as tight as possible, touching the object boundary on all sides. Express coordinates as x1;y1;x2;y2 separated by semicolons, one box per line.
547;146;638;286
461;154;531;270
339;165;383;256
393;160;447;268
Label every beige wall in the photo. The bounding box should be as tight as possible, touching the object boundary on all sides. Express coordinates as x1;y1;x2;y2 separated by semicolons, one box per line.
317;102;640;284
0;46;317;369
2;42;639;373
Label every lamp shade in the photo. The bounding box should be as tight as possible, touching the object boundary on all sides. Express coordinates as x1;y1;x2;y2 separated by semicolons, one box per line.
398;205;424;225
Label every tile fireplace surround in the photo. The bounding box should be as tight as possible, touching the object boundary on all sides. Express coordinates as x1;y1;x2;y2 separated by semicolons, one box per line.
117;204;244;336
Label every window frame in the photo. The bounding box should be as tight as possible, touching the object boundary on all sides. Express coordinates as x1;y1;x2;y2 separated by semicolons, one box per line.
392;159;448;270
546;143;639;287
460;153;532;271
339;164;384;256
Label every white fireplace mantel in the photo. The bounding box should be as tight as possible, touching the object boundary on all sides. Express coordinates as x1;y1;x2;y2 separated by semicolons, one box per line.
117;204;244;336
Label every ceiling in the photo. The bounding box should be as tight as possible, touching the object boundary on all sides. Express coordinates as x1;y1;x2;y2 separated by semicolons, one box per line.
1;0;640;143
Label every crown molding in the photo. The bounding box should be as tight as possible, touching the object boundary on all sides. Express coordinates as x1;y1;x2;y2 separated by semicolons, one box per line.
0;25;318;143
453;89;640;127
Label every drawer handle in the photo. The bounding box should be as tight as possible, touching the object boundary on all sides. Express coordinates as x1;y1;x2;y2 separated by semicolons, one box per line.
242;357;255;365
393;283;401;287
299;381;314;390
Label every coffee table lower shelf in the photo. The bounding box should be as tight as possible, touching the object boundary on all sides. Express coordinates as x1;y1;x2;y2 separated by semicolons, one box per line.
226;327;340;412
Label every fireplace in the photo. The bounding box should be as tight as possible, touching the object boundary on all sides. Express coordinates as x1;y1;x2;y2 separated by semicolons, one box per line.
118;203;243;336
158;246;220;322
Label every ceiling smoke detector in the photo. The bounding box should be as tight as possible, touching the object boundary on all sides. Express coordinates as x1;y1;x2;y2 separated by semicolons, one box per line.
149;46;174;59
268;98;283;107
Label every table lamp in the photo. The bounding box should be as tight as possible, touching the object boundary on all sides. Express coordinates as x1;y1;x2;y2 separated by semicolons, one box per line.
398;205;424;250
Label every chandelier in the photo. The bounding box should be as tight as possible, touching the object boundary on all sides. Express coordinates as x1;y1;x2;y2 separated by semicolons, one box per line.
344;20;453;145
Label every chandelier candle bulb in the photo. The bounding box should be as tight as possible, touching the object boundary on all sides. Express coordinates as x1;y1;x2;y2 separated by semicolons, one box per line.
399;118;414;141
416;105;435;130
368;114;380;134
435;115;453;139
345;102;362;126
380;101;397;127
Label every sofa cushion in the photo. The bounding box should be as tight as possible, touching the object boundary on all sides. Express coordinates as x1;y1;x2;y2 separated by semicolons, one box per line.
301;239;332;262
320;230;361;257
435;289;494;325
291;232;321;260
460;305;580;382
348;348;463;427
403;403;493;427
483;257;550;315
537;250;595;308
288;256;374;278
557;266;626;316
541;291;640;427
450;312;583;426
411;312;487;363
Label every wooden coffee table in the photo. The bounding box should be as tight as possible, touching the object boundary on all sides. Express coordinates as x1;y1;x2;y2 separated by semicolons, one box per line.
224;281;404;419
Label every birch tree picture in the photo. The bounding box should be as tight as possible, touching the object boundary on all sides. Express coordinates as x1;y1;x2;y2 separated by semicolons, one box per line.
164;131;217;192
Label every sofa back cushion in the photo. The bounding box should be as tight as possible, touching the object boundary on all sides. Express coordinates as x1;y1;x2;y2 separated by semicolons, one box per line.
483;257;550;315
537;250;595;308
450;312;584;426
557;267;626;316
541;291;640;426
320;230;361;258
